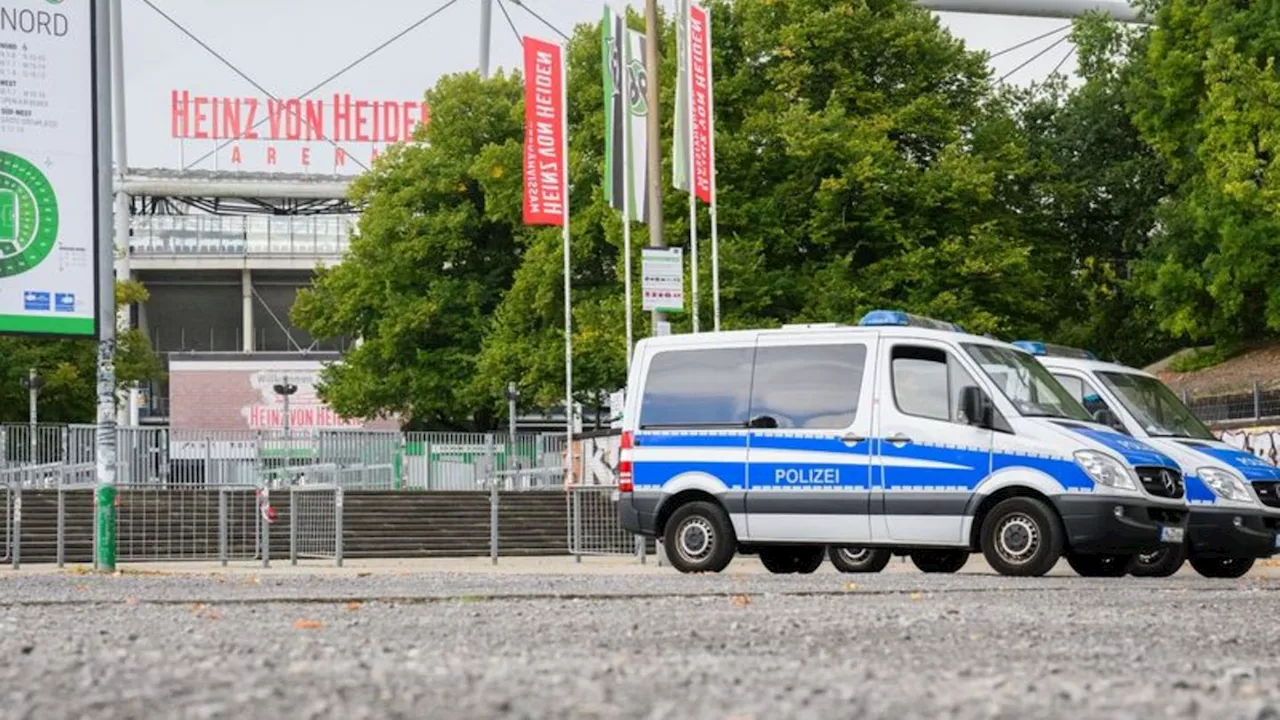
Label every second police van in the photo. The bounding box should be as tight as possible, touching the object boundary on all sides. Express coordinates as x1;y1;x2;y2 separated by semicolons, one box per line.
1025;341;1280;578
616;312;1190;577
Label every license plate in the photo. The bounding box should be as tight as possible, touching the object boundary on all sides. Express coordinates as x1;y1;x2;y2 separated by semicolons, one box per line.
1160;526;1185;544
611;490;620;502
1274;534;1280;549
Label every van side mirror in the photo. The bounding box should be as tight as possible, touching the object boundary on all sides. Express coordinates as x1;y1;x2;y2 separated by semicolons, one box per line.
959;386;994;429
1092;408;1127;434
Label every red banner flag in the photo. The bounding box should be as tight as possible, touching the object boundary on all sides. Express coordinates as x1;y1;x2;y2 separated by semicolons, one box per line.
523;37;568;226
689;4;714;205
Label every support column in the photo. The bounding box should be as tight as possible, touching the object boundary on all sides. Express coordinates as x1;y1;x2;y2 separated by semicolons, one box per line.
242;268;254;352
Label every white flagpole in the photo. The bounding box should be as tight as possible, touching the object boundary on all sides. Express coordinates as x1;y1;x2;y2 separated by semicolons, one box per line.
621;16;634;369
706;5;721;332
686;0;699;333
560;45;574;483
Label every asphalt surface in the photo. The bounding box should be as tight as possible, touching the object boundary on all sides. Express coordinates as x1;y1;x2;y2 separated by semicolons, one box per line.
3;561;1280;719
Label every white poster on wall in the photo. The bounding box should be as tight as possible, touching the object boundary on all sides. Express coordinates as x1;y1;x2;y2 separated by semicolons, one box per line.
0;0;98;337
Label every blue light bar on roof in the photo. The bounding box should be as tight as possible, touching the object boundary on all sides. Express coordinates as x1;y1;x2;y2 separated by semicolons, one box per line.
858;310;963;332
1012;340;1097;360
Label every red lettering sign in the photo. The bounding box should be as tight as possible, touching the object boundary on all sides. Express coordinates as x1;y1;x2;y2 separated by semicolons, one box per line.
167;90;429;143
689;4;715;205
522;37;567;226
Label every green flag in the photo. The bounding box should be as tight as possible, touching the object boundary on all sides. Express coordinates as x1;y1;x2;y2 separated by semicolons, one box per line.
602;6;626;211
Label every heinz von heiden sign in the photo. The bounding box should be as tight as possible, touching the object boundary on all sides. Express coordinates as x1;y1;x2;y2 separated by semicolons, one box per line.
170;91;429;168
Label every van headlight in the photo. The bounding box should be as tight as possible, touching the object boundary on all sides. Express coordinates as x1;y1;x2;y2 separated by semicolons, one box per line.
1198;467;1252;503
1074;450;1138;491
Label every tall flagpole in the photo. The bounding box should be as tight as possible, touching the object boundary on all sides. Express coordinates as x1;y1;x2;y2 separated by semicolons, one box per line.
622;68;635;368
685;0;699;333
644;0;666;334
560;45;574;484
706;5;721;332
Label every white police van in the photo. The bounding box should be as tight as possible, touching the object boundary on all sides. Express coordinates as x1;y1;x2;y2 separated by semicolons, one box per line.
1024;341;1280;578
615;311;1190;577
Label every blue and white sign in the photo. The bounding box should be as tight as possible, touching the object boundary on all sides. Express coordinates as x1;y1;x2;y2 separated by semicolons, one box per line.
54;292;76;312
23;290;50;311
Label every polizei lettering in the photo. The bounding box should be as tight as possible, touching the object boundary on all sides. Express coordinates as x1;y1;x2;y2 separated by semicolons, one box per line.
0;7;69;36
775;468;840;485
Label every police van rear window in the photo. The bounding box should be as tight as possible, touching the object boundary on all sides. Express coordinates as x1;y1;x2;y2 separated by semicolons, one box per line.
640;348;754;428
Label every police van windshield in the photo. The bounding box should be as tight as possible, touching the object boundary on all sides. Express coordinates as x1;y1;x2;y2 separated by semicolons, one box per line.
963;344;1092;421
1096;371;1215;440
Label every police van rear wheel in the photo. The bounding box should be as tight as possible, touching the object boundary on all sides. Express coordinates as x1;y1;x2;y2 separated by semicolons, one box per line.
1128;545;1186;577
1188;555;1255;579
759;546;824;574
909;550;969;574
828;546;892;574
1066;552;1132;577
664;501;736;574
979;497;1063;577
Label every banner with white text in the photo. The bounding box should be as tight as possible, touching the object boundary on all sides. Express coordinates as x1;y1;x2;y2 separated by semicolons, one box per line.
522;37;567;226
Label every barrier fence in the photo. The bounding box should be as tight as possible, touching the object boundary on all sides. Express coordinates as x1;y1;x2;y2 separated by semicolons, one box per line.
0;425;648;567
290;485;343;567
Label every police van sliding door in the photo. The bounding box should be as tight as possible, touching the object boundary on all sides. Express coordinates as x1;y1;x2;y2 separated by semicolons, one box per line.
873;342;994;545
744;335;877;543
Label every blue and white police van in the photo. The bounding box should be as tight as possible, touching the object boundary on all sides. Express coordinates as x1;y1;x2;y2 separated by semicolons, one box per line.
615;312;1190;577
1025;341;1280;578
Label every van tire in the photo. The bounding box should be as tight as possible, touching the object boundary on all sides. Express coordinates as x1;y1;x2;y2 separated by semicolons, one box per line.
663;501;736;573
1188;555;1254;579
1128;545;1186;577
758;546;824;574
909;550;969;574
979;497;1063;577
828;546;892;574
1066;552;1131;577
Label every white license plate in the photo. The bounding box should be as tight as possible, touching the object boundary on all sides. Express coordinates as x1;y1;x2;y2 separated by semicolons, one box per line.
1274;534;1280;549
611;490;620;502
1160;526;1185;544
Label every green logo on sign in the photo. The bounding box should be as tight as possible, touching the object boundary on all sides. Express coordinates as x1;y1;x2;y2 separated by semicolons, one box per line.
0;152;59;279
627;58;648;117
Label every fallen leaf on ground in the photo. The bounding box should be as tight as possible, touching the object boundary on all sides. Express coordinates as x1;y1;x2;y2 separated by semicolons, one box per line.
910;592;924;601
124;597;137;606
730;594;751;608
293;619;324;630
345;601;362;612
844;582;857;591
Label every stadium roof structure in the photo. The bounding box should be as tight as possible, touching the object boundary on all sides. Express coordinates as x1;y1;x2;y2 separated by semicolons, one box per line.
123;168;356;216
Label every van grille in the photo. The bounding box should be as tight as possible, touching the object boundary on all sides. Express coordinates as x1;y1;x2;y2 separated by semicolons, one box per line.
1252;481;1280;509
1136;467;1185;499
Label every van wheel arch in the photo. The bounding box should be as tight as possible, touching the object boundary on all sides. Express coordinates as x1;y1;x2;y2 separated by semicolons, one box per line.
968;486;1064;551
655;489;726;538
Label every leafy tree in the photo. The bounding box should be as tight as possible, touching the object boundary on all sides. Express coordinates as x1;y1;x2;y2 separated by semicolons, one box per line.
1127;0;1280;345
1010;16;1175;365
0;280;165;423
292;72;529;430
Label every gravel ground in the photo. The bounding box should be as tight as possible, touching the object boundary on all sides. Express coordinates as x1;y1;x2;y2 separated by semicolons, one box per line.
3;563;1280;719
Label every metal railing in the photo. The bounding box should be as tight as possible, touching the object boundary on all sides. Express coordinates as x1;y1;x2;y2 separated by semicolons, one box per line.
1184;383;1280;426
567;485;644;560
290;485;343;567
115;482;263;565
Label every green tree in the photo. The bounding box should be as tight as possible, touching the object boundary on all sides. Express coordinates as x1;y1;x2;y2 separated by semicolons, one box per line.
292;72;529;430
0;280;165;423
1128;0;1280;345
1010;16;1175;365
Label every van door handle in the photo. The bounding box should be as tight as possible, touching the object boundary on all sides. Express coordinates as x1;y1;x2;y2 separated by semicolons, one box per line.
840;432;865;446
886;433;913;446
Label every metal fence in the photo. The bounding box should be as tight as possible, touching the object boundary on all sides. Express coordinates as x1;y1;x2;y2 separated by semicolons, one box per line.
567;485;644;560
115;482;264;565
1184;383;1280;426
290;485;343;567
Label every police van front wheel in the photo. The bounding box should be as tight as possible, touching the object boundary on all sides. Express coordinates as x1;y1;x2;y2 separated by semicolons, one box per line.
664;501;737;574
979;497;1064;577
1128;545;1186;577
1188;555;1254;579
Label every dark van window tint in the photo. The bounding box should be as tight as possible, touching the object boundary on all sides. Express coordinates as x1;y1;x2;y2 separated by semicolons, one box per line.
748;344;867;429
640;348;754;428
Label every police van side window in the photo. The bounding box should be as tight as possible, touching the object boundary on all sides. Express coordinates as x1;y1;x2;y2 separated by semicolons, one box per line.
891;345;981;424
1053;373;1115;420
748;344;867;429
639;348;755;428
